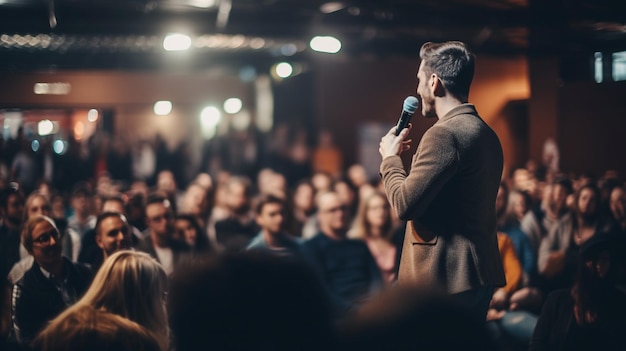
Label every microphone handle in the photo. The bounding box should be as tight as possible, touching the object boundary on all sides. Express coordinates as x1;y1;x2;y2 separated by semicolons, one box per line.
395;111;413;136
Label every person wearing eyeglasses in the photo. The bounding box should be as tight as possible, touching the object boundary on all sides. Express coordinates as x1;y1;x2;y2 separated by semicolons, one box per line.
11;215;93;347
136;192;190;276
303;191;381;308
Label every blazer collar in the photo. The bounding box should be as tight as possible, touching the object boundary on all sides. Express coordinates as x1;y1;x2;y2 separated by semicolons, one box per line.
439;103;478;122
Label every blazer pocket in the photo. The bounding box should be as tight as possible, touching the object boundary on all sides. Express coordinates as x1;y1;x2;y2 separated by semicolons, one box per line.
409;220;438;245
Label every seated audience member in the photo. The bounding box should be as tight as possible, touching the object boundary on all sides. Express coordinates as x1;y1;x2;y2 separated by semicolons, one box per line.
8;192;80;284
136;193;190;276
78;195;142;268
211;176;258;252
33;250;169;351
168;253;334;351
12;216;93;346
32;306;161;351
348;191;403;287
89;212;133;272
179;181;211;229
530;233;626;350
67;182;96;244
174;214;212;254
537;184;611;295
486;232;539;350
0;185;25;282
304;191;381;307
290;179;318;239
496;184;536;282
246;194;307;258
521;176;573;256
337;286;498;351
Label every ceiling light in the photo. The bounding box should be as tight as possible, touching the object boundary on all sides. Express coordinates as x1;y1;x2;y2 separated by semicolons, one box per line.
154;101;173;116
223;98;243;114
189;0;216;8
275;62;293;78
163;34;192;51
87;109;99;122
310;36;341;54
320;2;346;14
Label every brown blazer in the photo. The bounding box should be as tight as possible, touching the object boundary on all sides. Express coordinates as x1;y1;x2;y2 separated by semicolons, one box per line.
380;104;505;294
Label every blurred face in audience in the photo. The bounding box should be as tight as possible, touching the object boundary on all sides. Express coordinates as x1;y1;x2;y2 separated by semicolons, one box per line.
184;184;207;216
71;193;92;217
348;165;368;188
227;182;249;214
26;195;51;219
30;219;63;268
157;171;177;193
293;183;314;213
576;187;597;218
610;187;625;221
317;192;348;236
146;202;174;240
97;215;132;258
102;199;125;215
509;191;528;221
256;202;285;236
334;181;355;210
4;193;24;226
365;194;390;230
175;218;198;247
550;184;569;212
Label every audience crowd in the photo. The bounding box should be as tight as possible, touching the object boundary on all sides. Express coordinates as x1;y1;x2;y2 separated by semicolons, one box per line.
1;124;625;351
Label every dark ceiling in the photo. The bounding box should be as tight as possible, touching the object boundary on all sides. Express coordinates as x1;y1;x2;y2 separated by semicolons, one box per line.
0;0;625;71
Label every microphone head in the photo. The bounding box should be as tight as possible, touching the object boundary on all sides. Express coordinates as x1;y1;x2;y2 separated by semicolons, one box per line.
403;96;419;114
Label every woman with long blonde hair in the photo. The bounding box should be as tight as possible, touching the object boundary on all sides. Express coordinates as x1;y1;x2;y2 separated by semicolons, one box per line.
34;250;169;351
349;191;401;286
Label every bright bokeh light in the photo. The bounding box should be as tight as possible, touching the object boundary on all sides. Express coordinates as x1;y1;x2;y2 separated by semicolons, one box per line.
200;106;221;139
275;62;293;78
38;119;54;136
309;36;341;54
154;101;173;116
87;109;99;122
53;140;67;155
320;2;345;14
189;0;216;8
223;98;243;114
163;34;192;51
31;140;40;152
201;106;221;127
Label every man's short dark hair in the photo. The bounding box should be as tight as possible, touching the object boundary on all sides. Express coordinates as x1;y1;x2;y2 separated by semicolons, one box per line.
0;182;24;208
419;41;475;100
71;181;93;198
145;192;170;207
101;195;126;210
95;212;129;237
255;194;286;215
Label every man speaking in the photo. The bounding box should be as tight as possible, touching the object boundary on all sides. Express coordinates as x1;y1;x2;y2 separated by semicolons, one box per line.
378;41;505;321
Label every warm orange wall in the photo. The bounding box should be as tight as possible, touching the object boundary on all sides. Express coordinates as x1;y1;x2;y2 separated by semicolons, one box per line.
314;55;530;172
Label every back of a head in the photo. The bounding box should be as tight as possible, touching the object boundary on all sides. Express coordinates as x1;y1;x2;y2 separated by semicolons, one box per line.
337;286;498;351
32;305;161;351
80;250;168;338
169;252;334;351
419;41;475;100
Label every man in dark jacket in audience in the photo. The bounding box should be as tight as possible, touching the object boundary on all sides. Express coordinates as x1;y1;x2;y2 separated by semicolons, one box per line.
12;216;92;346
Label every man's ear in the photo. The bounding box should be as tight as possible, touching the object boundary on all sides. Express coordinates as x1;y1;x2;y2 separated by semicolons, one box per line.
95;234;104;249
432;74;446;97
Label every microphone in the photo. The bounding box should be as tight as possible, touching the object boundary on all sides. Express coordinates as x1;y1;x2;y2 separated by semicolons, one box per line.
395;96;419;136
